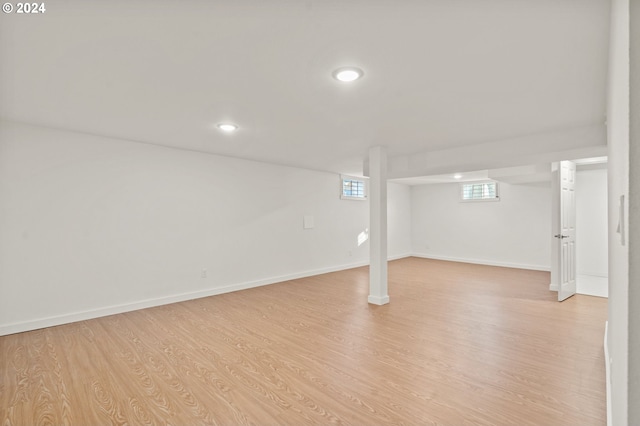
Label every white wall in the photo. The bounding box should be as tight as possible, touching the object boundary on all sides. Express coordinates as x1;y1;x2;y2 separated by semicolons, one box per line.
576;169;608;277
410;181;551;271
0;121;412;335
387;182;412;259
607;0;630;424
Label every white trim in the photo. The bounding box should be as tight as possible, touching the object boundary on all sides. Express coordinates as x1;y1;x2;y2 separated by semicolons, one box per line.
368;295;390;305
549;282;559;291
0;254;412;336
388;252;412;261
459;197;501;203
411;252;551;272
577;271;609;278
604;321;612;426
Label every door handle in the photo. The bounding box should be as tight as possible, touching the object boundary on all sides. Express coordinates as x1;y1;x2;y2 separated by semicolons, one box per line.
554;234;569;239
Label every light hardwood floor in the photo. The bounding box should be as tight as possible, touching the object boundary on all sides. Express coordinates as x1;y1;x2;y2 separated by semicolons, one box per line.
0;257;607;425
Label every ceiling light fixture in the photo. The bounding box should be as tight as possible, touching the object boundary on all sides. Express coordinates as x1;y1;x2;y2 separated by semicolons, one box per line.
217;123;238;132
454;174;462;179
332;67;364;82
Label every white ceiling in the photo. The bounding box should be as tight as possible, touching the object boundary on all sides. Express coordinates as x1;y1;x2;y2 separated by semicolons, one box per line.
0;0;611;176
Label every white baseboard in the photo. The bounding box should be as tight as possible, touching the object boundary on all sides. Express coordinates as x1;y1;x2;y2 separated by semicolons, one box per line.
0;254;412;336
604;321;612;426
367;295;390;305
549;282;559;291
578;271;609;278
411;253;551;272
388;252;412;261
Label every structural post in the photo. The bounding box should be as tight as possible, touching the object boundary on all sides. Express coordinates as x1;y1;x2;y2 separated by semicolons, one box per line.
368;146;389;305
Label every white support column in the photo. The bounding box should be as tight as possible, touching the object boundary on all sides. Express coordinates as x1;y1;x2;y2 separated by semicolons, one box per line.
368;146;389;305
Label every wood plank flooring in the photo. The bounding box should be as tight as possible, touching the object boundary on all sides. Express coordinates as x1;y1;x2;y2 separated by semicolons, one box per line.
0;257;607;425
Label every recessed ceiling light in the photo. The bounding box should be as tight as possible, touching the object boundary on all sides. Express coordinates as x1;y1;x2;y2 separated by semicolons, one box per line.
217;123;238;132
332;67;364;82
454;174;462;179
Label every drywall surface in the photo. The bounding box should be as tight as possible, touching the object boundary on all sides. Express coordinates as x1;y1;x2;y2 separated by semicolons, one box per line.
576;169;608;277
387;182;412;259
410;181;551;270
0;121;411;334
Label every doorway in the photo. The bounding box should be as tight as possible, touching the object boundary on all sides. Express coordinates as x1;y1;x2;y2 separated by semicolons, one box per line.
575;162;608;297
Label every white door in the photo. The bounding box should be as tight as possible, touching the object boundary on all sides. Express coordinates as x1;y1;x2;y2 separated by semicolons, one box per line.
557;160;577;302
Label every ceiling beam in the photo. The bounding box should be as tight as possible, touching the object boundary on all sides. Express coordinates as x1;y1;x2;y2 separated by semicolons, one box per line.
379;124;607;179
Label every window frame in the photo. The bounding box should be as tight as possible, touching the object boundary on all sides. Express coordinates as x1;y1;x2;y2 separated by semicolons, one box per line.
340;175;368;201
459;181;500;202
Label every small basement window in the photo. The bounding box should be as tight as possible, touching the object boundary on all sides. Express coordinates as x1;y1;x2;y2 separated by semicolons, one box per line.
461;181;499;201
341;175;367;200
